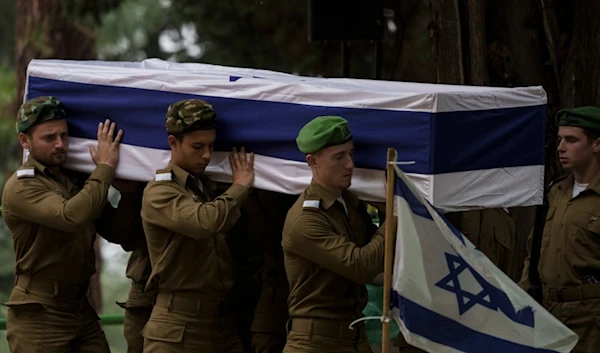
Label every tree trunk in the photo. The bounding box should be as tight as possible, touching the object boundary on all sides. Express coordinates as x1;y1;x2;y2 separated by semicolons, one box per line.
464;0;489;86
562;1;600;107
484;0;549;279
15;0;97;103
15;0;102;313
429;0;464;84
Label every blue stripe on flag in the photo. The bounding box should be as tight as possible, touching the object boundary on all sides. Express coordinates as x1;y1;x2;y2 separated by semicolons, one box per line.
393;174;466;244
432;105;546;173
27;76;545;175
392;292;556;353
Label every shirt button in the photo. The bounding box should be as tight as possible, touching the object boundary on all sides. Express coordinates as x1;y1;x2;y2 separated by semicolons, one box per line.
559;224;564;228
567;201;573;205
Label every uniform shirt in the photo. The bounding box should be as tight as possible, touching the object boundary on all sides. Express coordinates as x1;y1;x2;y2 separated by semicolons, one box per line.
1;157;114;283
521;172;600;289
141;161;248;299
282;181;385;323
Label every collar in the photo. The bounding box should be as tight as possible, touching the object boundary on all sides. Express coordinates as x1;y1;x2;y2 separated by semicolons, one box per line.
166;161;217;193
23;156;49;176
305;180;359;210
556;171;600;197
168;161;191;187
23;156;68;182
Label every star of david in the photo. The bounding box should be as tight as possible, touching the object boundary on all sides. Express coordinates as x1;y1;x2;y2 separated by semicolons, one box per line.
435;253;497;315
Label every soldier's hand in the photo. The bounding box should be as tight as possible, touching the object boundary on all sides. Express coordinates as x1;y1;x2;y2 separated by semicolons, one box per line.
90;119;123;169
229;146;255;188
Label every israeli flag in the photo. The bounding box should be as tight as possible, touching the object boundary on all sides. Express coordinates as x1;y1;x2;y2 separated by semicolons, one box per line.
23;59;546;212
390;164;578;353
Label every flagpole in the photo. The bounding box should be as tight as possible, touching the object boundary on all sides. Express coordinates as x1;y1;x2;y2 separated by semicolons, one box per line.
381;147;397;353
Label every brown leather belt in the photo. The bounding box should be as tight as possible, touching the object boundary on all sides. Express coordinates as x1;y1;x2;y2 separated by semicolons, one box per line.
545;283;600;302
15;275;89;300
154;292;224;316
289;318;363;341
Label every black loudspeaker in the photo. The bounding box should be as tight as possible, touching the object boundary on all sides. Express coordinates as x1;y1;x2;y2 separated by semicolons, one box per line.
308;0;384;42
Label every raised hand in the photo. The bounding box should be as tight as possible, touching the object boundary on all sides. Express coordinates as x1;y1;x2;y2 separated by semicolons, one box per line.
90;119;124;169
229;146;255;188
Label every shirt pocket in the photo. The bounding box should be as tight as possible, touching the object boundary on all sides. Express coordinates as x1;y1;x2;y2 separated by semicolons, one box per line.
570;211;600;261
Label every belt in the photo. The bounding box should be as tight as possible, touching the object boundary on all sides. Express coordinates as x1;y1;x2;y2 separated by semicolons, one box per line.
289;318;363;341
545;283;600;302
154;292;225;316
15;275;89;300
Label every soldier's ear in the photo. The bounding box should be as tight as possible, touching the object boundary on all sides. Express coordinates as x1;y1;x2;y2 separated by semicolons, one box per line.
593;137;600;153
167;135;179;149
18;132;30;150
306;153;317;167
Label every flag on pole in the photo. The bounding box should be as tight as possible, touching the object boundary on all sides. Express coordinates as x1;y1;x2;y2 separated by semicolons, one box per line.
390;164;578;353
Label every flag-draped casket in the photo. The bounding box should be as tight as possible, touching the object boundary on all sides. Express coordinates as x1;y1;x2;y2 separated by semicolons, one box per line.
24;59;547;211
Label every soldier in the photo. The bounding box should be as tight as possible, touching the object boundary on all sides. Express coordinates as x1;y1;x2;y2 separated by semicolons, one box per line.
519;106;600;353
0;96;126;352
140;99;254;352
282;115;387;353
248;190;298;353
113;181;153;353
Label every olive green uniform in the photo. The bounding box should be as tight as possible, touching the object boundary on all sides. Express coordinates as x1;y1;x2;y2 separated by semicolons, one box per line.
1;158;116;353
113;184;154;353
140;161;248;353
282;181;385;353
520;173;600;353
247;190;297;353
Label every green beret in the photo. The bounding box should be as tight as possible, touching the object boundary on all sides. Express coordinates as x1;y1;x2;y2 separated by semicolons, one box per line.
556;106;600;133
16;96;67;134
296;116;353;154
165;99;217;134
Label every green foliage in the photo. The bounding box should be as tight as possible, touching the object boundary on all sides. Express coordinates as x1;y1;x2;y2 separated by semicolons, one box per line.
97;0;171;61
0;65;17;320
169;0;328;75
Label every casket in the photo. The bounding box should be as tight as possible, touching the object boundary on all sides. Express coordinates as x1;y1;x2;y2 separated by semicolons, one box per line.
24;59;547;211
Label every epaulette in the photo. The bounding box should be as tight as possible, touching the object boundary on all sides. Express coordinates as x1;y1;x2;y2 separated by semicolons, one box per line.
16;168;35;179
155;172;172;182
303;200;320;209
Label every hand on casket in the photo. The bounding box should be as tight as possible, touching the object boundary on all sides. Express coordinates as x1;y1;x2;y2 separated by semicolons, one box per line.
229;146;255;188
90;119;123;169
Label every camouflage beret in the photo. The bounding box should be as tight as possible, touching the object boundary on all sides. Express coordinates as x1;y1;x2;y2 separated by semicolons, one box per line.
16;96;67;134
556;106;600;133
165;99;217;134
296;116;353;154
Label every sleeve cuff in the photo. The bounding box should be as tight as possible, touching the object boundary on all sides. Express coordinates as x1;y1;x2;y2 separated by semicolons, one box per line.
90;164;116;184
225;183;250;203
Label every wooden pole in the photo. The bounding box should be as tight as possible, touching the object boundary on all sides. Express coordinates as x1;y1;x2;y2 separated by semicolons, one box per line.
381;147;397;353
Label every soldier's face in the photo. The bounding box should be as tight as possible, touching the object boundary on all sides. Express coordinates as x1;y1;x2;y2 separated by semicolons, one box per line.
19;119;69;167
557;126;600;171
308;141;355;190
170;129;216;176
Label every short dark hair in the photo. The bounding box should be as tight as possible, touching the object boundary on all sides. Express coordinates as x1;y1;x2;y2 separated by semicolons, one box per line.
171;125;216;142
583;129;600;143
